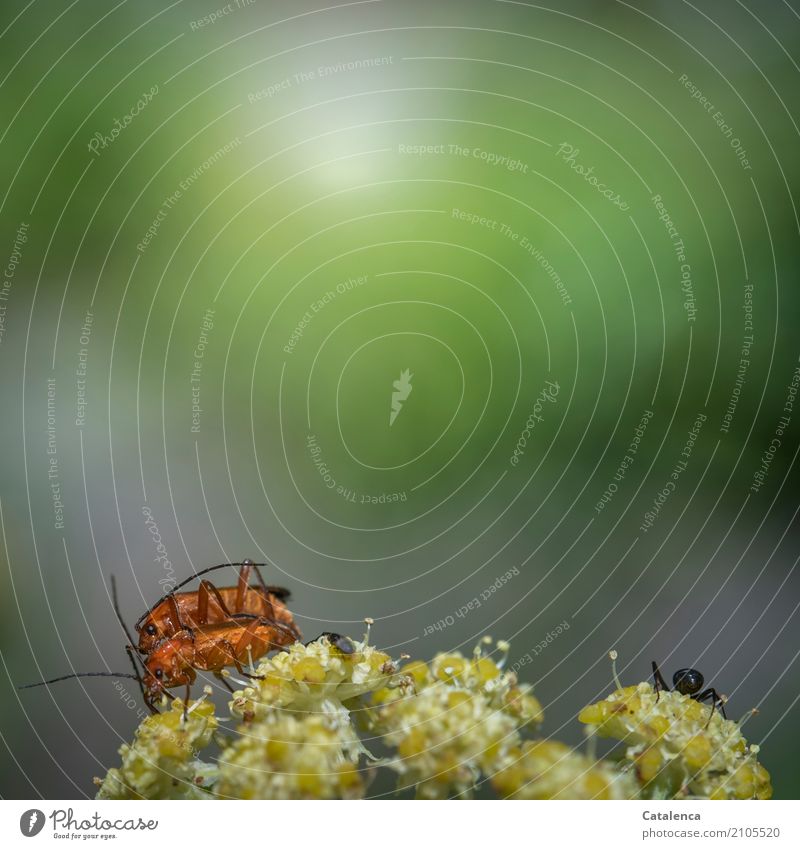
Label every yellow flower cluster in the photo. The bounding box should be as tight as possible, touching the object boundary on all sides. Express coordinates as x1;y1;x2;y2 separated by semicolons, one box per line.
578;683;771;799
372;643;543;724
492;740;640;799
379;683;522;798
230;635;402;720
216;711;365;799
366;641;545;798
95;699;217;800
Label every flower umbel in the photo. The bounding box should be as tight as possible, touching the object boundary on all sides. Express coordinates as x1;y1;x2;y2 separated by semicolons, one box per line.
578;683;771;799
95;699;216;800
94;640;771;800
367;639;545;798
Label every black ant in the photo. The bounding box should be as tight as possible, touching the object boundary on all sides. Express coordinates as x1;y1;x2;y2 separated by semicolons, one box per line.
652;661;727;720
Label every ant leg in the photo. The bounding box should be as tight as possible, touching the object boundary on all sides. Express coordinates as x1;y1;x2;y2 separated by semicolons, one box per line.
652;661;669;703
693;688;727;722
197;580;232;625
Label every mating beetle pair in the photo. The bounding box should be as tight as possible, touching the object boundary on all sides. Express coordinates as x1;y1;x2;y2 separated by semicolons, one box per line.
21;560;353;711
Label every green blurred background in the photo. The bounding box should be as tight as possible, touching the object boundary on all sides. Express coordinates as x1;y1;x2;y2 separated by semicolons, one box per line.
0;0;798;798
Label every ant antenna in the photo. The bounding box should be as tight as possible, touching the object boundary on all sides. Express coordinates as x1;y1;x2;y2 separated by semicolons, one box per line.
19;671;138;689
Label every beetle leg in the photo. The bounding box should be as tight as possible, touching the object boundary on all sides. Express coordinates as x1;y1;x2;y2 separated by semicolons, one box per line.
180;682;194;721
235;561;281;624
652;660;669;703
235;561;253;612
229;618;273;678
202;638;236;671
197;581;210;624
235;562;296;643
244;562;281;623
244;560;267;593
217;641;262;680
166;594;186;632
249;560;293;603
214;671;235;693
198;579;232;625
183;683;190;720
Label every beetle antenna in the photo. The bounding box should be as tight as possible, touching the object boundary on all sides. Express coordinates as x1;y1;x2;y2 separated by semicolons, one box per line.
110;576;153;710
110;574;138;648
133;562;267;628
19;671;139;689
